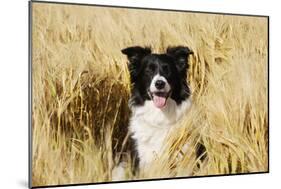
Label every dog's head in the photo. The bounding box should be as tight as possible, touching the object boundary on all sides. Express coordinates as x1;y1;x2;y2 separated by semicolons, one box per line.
122;46;193;108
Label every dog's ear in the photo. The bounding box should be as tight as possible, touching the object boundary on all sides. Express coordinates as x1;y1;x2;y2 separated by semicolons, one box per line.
122;46;151;82
121;46;151;63
166;46;193;73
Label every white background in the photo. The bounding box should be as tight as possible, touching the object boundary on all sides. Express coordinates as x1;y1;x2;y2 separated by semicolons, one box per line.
0;0;278;188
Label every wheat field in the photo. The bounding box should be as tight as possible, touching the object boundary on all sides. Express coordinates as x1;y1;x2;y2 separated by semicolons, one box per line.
31;2;268;187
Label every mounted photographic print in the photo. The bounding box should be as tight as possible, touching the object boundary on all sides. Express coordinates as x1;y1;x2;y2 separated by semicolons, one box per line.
29;1;269;188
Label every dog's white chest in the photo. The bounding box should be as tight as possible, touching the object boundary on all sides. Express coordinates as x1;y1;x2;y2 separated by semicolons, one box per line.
129;98;191;168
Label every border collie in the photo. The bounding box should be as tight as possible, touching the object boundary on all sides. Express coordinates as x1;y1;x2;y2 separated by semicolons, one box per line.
121;46;193;172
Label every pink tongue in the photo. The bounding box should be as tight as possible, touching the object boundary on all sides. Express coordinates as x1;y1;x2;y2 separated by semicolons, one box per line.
153;95;167;108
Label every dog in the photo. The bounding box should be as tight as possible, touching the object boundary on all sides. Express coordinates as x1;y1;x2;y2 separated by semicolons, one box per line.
121;46;194;172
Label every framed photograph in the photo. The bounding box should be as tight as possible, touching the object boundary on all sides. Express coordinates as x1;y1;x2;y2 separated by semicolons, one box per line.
29;1;269;188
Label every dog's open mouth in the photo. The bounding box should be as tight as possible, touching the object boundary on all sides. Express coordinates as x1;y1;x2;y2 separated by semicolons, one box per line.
150;91;171;109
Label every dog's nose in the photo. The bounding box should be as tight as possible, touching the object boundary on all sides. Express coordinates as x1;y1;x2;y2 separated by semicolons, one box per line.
155;80;165;89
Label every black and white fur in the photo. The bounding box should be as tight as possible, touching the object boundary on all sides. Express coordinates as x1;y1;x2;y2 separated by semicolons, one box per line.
121;46;194;171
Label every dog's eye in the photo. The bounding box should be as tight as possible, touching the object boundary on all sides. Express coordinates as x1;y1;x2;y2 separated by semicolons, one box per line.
162;65;170;75
148;64;156;72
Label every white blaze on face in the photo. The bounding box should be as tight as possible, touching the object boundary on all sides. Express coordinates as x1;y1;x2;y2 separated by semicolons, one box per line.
149;74;171;108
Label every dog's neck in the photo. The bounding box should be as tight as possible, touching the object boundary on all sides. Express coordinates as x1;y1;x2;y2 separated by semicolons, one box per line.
129;98;191;168
131;98;191;128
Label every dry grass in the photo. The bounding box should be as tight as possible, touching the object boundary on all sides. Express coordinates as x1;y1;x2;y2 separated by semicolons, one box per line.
31;2;268;187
